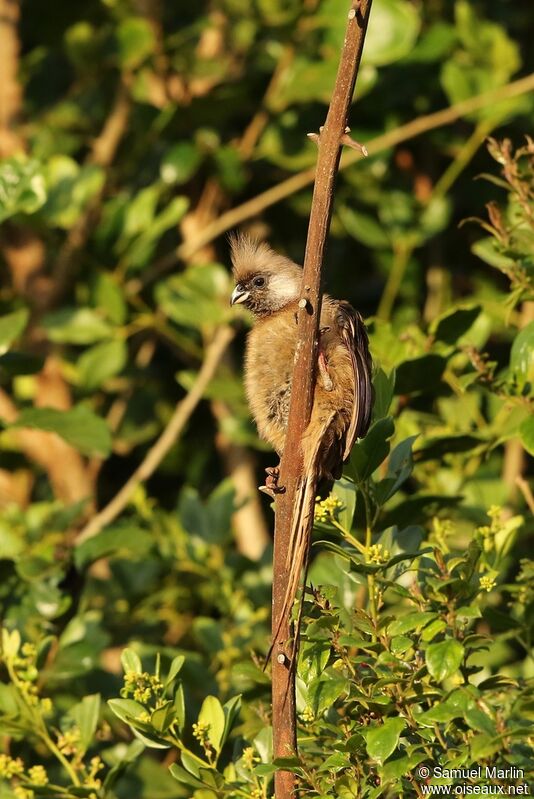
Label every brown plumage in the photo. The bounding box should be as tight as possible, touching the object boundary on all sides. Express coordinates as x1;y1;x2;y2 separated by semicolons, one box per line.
230;234;372;660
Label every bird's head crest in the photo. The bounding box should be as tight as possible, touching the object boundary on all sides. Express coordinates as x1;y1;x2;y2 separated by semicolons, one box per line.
229;234;302;316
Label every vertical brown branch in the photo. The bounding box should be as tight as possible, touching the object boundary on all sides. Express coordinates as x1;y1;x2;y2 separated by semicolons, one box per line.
271;2;373;797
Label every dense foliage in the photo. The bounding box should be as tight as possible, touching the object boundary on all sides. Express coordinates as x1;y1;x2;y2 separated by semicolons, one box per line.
0;1;533;797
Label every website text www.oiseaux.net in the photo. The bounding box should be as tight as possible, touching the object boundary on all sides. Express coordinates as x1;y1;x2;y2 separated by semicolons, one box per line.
416;766;531;795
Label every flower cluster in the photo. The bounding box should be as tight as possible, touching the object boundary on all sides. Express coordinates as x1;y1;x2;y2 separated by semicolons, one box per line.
121;671;163;704
1;638;52;716
57;727;81;757
192;720;210;744
314;495;343;524
27;765;48;786
300;706;315;724
0;756;51;799
0;755;24;779
367;543;390;564
479;574;496;592
241;746;260;771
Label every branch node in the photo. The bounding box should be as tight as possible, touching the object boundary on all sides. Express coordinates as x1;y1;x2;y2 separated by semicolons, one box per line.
277;652;289;666
307;132;320;144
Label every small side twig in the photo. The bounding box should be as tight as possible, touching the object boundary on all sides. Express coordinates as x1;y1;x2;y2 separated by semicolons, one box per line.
77;324;234;544
128;72;534;293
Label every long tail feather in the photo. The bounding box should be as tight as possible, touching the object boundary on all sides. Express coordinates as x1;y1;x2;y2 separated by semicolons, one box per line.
266;412;335;670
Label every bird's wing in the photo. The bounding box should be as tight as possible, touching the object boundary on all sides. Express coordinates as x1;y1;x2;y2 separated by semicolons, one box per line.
336;301;373;460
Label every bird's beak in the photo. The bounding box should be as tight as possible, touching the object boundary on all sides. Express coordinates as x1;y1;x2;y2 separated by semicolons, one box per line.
230;285;250;306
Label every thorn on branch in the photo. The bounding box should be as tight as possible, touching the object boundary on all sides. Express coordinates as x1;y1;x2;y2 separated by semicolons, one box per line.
349;0;362;19
308;125;368;157
341;127;368;156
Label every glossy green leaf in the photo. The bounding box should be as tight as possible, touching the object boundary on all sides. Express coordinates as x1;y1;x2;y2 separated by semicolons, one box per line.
509;322;534;388
121;648;142;674
198;695;225;752
70;694;100;752
365;718;406;763
425;639;464;681
349;417;394;481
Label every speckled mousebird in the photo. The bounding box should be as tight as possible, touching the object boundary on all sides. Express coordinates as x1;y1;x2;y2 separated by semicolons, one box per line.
230;234;373;658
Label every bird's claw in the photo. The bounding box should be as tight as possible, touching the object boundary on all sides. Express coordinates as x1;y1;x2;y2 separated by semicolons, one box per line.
258;466;285;497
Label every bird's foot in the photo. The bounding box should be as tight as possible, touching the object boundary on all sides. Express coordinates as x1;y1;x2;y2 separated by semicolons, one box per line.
318;349;334;391
258;466;285;497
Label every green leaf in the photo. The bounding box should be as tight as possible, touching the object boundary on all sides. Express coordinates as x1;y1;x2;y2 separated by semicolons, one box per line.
43;156;105;228
169;764;206;790
374;435;416;505
365;718;406;763
431;305;481;345
395;355;447;395
43;308;112;344
2;628;21;659
161;142;203;185
349;417;394;481
321;0;420;67
0;309;29;354
70;694;100;753
74;525;153;569
77;339;127;389
388;612;437;636
0;158;46;222
107;698;145;724
117;17;156;69
221;695;241;751
519;416;534;456
156;263;230;331
165;655;185;687
92;273;127;325
0;351;44;378
425;639;464;681
509;322;534;388
125;196;189;270
121;648;142;674
308;674;348;715
12;406;111;456
372;368;396;421
151;699;175;733
338;206;390;248
364;0;421;65
174;683;185;730
198;695;225;753
331;476;357;532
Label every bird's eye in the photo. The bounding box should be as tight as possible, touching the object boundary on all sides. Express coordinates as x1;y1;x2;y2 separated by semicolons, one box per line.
253;276;265;287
